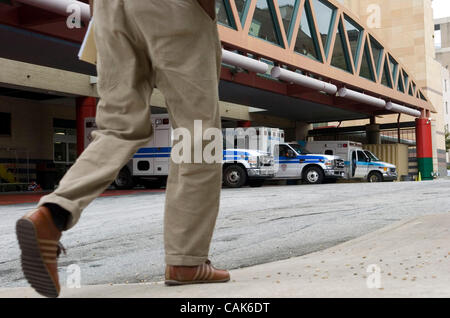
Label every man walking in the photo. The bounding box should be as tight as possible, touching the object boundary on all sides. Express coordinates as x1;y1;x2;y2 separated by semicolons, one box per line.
16;0;229;298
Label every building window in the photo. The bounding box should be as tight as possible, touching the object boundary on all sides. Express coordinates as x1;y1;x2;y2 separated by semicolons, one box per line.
434;24;442;49
249;0;283;46
445;79;448;92
446;101;448;115
0;112;11;136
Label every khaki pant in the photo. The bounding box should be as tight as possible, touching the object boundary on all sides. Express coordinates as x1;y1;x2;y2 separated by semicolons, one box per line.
38;0;223;266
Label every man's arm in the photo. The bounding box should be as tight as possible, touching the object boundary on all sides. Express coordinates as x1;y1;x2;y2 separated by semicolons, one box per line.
89;0;94;16
197;0;216;20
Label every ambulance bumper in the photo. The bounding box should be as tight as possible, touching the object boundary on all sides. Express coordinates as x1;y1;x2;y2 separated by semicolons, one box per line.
247;167;275;178
382;173;398;181
324;169;345;178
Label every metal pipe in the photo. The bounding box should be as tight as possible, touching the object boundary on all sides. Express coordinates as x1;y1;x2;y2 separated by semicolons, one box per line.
337;88;386;108
386;101;421;117
271;67;337;94
15;0;90;22
221;49;269;74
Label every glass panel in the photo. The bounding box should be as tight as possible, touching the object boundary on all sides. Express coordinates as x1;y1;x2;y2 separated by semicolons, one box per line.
68;143;77;162
381;58;392;88
311;0;335;57
294;6;320;60
402;70;409;90
249;0;281;45
412;82;416;94
54;142;67;162
420;91;427;101
216;0;231;26
359;41;375;81
388;55;398;83
344;15;362;67
278;0;296;40
369;36;383;75
331;20;351;72
234;0;249;22
397;73;405;93
408;83;414;96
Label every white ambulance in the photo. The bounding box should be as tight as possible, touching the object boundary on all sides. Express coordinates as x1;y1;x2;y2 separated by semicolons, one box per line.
112;114;275;189
305;141;398;182
232;127;346;184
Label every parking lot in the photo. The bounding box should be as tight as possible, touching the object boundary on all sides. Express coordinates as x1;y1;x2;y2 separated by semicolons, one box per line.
1;179;449;288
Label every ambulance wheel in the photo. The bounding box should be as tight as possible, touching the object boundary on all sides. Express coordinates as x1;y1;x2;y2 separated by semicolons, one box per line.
368;171;383;183
248;179;265;187
114;167;135;190
223;165;247;188
303;166;324;185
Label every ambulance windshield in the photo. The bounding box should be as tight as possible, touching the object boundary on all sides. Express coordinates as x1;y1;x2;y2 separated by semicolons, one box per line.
289;144;311;155
364;151;380;162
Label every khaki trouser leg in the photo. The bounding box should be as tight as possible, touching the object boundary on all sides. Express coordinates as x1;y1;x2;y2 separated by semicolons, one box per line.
39;0;223;266
38;0;154;229
126;0;223;266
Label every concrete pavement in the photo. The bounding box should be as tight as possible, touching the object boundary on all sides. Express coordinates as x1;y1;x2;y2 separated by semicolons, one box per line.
1;212;449;298
3;180;450;288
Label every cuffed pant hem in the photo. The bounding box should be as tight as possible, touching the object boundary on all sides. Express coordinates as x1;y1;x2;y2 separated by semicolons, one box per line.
37;194;80;230
165;254;208;266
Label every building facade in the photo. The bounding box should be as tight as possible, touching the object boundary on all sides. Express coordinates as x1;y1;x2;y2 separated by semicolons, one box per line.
335;0;448;177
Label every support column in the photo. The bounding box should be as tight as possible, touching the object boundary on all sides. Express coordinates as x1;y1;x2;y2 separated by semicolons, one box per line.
415;117;434;180
295;121;312;141
76;96;97;156
365;124;381;144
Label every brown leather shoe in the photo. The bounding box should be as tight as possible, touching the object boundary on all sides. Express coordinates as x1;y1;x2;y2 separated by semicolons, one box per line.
165;260;230;286
16;206;65;298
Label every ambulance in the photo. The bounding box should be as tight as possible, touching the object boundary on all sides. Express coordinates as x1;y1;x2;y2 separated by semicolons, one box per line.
230;127;346;184
109;114;275;189
305;141;398;182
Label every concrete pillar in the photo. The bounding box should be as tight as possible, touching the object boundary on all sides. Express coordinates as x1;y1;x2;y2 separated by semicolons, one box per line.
415;117;434;180
76;97;97;156
295;121;311;141
365;124;381;144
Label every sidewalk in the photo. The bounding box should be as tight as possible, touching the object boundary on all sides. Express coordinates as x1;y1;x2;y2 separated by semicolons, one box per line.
1;213;449;298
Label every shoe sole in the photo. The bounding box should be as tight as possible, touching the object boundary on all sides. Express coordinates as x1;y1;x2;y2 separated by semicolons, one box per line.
165;277;230;286
16;218;59;298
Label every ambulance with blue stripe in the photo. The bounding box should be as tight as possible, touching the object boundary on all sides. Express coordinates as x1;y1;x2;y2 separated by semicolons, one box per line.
113;114;275;189
226;127;345;185
273;142;346;184
305;141;398;182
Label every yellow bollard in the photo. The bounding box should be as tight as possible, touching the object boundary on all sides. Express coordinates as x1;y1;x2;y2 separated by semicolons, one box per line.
418;172;422;182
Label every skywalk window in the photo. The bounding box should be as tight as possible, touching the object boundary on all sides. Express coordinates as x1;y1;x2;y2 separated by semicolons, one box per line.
294;2;321;61
234;0;250;25
215;0;236;28
331;19;352;73
359;40;375;82
344;15;362;68
249;0;283;46
369;35;383;77
278;0;297;43
311;0;336;58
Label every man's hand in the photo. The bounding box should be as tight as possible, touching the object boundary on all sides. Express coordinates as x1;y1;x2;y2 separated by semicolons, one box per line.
197;0;216;20
89;0;94;16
